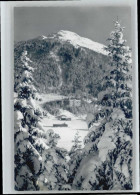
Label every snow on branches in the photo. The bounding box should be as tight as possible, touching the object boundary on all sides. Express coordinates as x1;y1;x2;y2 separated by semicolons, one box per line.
74;20;133;190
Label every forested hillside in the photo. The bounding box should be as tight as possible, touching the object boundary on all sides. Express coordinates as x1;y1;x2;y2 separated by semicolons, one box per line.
14;31;109;97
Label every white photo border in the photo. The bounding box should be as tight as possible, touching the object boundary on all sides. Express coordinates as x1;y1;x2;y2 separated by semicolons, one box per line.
1;0;139;194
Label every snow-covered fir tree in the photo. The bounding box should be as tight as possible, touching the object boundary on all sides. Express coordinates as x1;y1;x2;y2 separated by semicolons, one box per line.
98;20;133;189
68;131;83;186
15;50;71;191
72;20;133;190
14;50;51;190
14;51;55;190
38;129;70;191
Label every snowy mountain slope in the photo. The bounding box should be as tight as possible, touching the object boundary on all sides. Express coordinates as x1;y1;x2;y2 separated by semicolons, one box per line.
39;30;108;56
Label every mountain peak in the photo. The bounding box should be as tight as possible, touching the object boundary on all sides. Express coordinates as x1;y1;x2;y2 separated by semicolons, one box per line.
37;35;47;40
58;30;79;37
35;30;108;55
55;30;108;55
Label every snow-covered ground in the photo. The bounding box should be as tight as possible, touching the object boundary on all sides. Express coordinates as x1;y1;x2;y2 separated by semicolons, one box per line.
34;93;89;151
42;110;88;151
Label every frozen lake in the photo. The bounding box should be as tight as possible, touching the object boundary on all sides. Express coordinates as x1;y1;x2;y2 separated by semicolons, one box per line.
42;117;89;151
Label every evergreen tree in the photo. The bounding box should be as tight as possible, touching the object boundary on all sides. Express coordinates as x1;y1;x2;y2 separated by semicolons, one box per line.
103;20;132;116
38;129;70;191
14;50;50;190
68;131;83;185
97;20;132;189
15;50;71;191
75;20;133;190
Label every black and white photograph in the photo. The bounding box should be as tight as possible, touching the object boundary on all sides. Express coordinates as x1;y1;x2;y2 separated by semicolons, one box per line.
1;0;139;193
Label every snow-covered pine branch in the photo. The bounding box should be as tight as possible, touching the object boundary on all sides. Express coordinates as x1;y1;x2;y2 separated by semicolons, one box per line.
71;20;133;190
14;50;50;190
